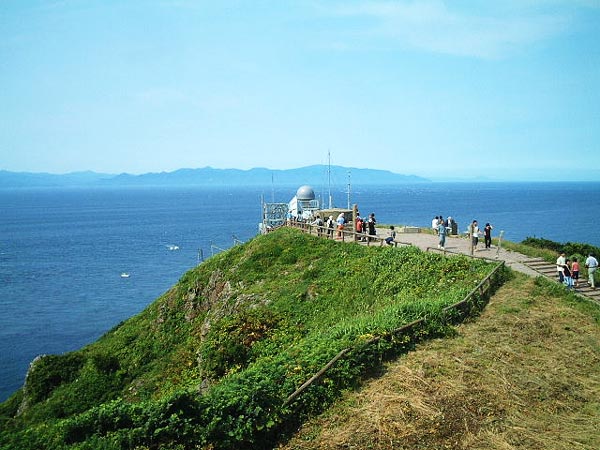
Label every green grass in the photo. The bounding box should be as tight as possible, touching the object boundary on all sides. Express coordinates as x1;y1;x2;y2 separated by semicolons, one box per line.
501;239;559;261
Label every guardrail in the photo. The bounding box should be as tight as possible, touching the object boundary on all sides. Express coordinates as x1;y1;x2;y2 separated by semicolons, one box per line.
287;221;415;247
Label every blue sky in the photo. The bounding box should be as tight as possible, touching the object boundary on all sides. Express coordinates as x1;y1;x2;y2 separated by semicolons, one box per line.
1;1;599;181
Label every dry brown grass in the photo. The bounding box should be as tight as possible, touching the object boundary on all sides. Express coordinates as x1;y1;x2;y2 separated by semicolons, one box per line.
278;274;600;450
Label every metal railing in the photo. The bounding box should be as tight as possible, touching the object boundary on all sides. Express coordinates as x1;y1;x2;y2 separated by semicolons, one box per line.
287;221;414;247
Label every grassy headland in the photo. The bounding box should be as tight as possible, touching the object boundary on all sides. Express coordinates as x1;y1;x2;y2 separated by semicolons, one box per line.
0;227;505;449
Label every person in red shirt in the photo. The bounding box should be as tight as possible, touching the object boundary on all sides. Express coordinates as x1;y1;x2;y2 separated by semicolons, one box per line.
572;257;580;288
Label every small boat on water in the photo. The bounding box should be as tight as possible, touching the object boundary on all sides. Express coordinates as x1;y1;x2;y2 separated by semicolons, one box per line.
120;273;130;278
167;245;180;251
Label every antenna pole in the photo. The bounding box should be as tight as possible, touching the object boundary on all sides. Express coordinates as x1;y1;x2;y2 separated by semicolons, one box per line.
328;150;332;209
347;170;351;210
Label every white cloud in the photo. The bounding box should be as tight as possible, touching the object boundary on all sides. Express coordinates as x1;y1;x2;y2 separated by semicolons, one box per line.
329;0;572;59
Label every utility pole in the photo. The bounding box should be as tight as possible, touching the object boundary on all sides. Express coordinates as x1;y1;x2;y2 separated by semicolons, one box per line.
327;150;332;209
469;221;474;256
346;170;351;210
496;231;504;259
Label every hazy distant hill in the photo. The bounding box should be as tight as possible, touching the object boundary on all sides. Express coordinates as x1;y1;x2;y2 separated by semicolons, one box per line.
108;166;428;186
0;166;428;188
0;170;113;188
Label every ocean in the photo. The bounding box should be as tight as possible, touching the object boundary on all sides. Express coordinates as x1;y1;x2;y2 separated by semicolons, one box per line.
1;182;599;401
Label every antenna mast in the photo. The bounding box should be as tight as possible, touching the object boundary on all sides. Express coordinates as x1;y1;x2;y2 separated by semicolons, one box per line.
328;150;333;209
347;170;351;209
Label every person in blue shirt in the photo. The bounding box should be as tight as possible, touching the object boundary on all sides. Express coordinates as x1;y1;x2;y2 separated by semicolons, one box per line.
437;221;447;250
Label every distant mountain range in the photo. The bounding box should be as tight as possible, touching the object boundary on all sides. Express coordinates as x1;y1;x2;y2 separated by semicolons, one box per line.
0;166;428;188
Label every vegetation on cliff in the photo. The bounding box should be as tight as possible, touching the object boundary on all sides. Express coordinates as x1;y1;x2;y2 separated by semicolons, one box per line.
0;227;505;449
279;274;600;450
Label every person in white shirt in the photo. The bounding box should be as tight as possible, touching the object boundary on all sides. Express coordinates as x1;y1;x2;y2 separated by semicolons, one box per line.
432;216;439;235
556;252;566;283
469;220;480;250
585;253;598;289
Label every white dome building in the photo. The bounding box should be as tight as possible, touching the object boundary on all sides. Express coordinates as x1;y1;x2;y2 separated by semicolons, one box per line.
288;185;320;221
296;185;315;201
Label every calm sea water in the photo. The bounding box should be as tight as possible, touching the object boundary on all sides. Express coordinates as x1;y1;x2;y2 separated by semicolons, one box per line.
1;182;599;401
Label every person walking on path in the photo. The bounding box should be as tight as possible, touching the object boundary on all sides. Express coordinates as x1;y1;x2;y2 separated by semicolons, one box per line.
563;259;574;290
469;220;480;253
556;252;566;283
572;257;580;287
437;220;447;250
585;253;598;289
484;223;493;249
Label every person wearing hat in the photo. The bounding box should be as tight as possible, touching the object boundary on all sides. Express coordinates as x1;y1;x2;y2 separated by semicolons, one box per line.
336;212;346;239
556;252;566;283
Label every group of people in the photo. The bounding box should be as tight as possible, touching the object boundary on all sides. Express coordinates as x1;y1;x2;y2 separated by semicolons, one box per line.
355;212;377;241
432;216;493;252
556;252;598;290
310;214;337;238
431;216;456;234
310;211;378;241
308;211;598;292
468;220;494;251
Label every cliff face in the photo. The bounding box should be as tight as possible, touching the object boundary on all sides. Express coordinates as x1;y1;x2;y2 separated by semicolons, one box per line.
0;227;498;449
